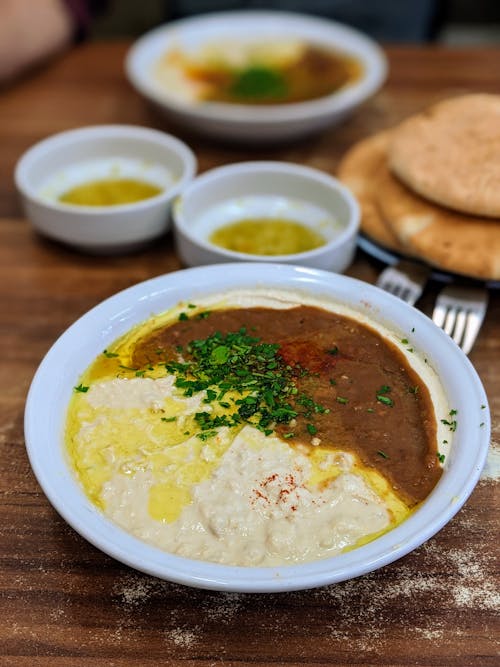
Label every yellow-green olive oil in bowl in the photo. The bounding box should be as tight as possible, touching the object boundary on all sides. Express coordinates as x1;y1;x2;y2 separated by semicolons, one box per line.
59;178;163;207
209;218;326;256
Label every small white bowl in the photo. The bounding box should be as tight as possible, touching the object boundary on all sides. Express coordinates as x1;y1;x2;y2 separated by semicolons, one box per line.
173;161;360;272
15;125;197;254
125;11;387;142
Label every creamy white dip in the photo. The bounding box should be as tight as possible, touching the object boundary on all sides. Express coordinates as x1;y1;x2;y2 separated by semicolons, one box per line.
102;426;389;566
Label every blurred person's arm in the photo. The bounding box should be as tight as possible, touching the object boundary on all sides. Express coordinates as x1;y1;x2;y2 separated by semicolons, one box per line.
0;0;74;83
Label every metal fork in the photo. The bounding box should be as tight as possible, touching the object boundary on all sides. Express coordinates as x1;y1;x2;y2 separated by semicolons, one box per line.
376;260;430;306
432;285;489;355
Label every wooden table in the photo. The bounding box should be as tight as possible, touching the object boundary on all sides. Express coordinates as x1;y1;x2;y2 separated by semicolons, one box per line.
1;43;498;667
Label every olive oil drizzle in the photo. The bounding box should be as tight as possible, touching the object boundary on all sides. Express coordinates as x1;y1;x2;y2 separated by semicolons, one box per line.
59;178;162;206
209;218;325;256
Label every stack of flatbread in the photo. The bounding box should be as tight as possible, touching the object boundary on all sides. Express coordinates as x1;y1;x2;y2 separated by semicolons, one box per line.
337;94;500;281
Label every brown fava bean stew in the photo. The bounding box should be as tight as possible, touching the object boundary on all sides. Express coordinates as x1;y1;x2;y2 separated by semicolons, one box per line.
133;306;440;507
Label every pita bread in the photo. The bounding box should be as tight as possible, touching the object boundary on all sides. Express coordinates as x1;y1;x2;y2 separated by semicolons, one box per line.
388;94;500;218
375;162;500;281
337;131;407;253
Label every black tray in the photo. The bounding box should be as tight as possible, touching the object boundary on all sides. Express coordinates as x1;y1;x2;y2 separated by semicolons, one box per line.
357;235;500;290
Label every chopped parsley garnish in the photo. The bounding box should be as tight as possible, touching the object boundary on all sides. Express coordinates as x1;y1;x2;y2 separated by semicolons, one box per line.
204;389;218;402
400;337;414;351
197;431;215;441
376;395;394;407
194;410;240;437
437;452;446;464
441;409;457;432
197;311;212;320
306;423;317;435
336;396;349;404
178;312;189;321
165;327;303;437
409;385;419;394
329;378;336;386
367;408;375;413
211;345;230;365
103;349;119;358
297;393;327;417
187;303;197;309
161;416;177;422
74;383;89;393
440;419;456;431
376;385;393;407
230;65;288;100
377;450;389;459
283;432;295;439
481;404;486;410
327;346;339;356
135;370;146;377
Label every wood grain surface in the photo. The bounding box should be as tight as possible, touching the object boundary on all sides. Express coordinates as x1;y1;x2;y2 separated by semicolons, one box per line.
0;43;499;667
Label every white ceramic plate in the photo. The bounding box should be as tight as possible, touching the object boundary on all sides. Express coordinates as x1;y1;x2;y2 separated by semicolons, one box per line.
24;264;490;592
125;11;387;142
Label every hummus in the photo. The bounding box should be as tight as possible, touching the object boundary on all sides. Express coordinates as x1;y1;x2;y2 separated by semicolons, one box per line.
66;289;449;567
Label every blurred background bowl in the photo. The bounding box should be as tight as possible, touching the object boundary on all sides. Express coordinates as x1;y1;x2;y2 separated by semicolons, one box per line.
172;161;360;272
15;125;197;254
125;11;387;143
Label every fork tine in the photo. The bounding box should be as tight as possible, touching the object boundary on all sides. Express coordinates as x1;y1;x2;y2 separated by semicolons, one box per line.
452;309;467;347
376;260;430;306
388;283;402;297
443;307;457;336
461;312;484;356
432;285;489;355
432;302;446;329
